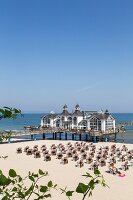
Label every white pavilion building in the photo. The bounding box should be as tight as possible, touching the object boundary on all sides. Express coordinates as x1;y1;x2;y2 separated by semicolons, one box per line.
40;105;115;132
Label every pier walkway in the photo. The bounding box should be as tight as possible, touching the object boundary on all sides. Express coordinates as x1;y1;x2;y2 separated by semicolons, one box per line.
7;127;124;143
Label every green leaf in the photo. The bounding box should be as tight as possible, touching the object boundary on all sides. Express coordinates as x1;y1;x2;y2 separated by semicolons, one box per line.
25;185;33;196
12;187;17;192
94;169;101;175
39;169;44;175
40;186;48;193
0;109;5;114
18;176;22;182
76;183;89;194
11;114;17;118
29;176;35;182
44;194;51;198
66;191;74;197
82;172;93;178
48;181;53;188
9;169;17;177
1;196;9;200
0;174;10;186
17;191;25;198
89;180;95;190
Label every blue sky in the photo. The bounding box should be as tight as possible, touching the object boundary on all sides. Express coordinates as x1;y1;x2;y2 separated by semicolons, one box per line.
0;0;133;113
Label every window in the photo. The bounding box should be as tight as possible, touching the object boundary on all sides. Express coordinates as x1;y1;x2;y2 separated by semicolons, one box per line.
90;117;101;130
106;118;113;130
67;117;72;121
62;116;65;121
73;117;77;125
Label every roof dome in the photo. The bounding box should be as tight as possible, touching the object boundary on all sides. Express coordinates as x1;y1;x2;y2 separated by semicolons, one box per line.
63;104;68;110
75;104;80;110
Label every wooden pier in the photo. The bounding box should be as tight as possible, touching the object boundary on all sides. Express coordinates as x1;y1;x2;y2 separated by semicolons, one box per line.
12;127;123;143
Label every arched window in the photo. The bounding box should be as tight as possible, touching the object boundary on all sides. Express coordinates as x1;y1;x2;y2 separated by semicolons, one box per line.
56;119;60;127
67;117;72;121
62;116;65;121
73;117;77;125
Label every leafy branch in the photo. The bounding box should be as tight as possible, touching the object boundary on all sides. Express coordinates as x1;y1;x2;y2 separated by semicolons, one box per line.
0;107;21;120
0;169;57;200
62;169;108;200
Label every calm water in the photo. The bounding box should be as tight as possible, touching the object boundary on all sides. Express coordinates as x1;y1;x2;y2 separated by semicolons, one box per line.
0;113;43;131
0;113;133;143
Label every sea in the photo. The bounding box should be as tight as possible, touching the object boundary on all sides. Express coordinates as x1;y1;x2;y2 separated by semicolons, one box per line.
0;113;133;144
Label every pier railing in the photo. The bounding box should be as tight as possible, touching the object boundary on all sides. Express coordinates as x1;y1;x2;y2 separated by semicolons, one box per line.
22;127;122;136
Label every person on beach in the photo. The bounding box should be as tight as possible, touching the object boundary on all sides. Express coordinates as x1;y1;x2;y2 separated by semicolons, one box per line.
109;163;121;175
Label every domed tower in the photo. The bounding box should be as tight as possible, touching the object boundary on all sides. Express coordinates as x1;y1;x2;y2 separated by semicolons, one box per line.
73;104;83;116
63;104;68;111
75;104;80;111
61;104;70;116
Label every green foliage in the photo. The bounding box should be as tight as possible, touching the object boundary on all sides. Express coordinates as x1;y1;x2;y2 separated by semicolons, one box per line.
0;131;12;143
0;107;21;142
0;168;108;200
0;169;57;200
62;169;108;200
0;107;21;120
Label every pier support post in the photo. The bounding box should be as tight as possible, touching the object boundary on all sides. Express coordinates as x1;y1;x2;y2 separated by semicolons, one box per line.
33;134;36;141
65;132;67;140
43;133;45;140
55;132;57;140
105;135;108;142
79;133;82;141
53;132;55;140
31;134;33;140
59;132;61;140
114;133;117;142
86;134;88;141
93;136;96;143
72;134;74;140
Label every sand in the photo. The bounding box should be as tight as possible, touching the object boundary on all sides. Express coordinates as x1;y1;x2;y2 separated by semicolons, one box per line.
0;140;133;200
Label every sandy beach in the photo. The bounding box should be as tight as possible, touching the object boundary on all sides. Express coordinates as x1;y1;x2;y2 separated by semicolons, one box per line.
0;140;133;200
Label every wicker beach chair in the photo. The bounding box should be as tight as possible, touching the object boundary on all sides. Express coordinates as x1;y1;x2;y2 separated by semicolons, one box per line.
76;146;81;152
43;150;49;155
16;147;22;154
121;161;129;171
41;147;47;152
86;157;93;164
51;149;57;156
33;145;38;149
24;146;29;152
99;159;106;167
89;162;99;170
61;157;68;164
26;149;32;155
57;152;63;159
44;154;51;161
34;151;41;158
72;154;79;161
76;159;84;168
80;148;85;154
66;151;72;158
32;148;38;154
81;152;87;160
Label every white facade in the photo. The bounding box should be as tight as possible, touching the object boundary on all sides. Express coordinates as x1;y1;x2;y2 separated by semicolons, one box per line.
41;105;115;132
